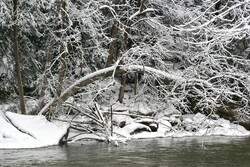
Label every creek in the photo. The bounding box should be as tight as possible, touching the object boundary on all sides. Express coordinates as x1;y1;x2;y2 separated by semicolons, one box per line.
1;136;250;167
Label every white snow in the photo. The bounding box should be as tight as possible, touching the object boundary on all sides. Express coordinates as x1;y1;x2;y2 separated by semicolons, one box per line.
1;108;250;149
38;64;118;115
124;65;184;82
0;113;42;149
114;113;250;140
0;111;69;149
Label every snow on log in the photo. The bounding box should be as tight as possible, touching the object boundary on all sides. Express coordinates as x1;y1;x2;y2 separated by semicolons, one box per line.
121;122;152;136
38;64;120;115
39;64;184;115
123;65;184;82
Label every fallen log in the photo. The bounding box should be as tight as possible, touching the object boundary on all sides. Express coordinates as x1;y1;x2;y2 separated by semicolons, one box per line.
38;62;183;116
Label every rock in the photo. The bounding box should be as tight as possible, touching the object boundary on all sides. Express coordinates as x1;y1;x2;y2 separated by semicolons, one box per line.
193;113;206;124
239;121;250;130
183;117;193;124
185;124;193;131
129;103;154;116
181;114;196;131
169;115;182;126
122;122;151;135
135;118;159;132
210;114;220;120
155;104;181;118
157;119;172;133
112;114;134;128
118;121;126;128
217;106;250;130
149;123;158;132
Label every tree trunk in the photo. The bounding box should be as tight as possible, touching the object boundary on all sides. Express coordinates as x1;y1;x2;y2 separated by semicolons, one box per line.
118;73;127;103
39;0;62;111
105;0;120;68
105;20;119;68
117;16;131;104
12;0;26;115
56;0;68;98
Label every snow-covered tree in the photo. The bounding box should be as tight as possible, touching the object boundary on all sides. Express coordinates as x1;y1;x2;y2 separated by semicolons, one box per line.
0;0;249;129
170;0;250;123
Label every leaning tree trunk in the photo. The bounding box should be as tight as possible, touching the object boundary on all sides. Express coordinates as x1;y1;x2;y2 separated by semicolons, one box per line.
38;63;182;116
12;0;26;115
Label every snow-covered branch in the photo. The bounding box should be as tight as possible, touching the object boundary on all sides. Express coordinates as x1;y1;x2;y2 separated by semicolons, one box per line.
38;63;185;115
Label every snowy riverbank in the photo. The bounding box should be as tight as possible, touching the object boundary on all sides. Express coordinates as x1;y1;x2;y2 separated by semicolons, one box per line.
1;105;250;149
0;111;69;149
68;111;250;143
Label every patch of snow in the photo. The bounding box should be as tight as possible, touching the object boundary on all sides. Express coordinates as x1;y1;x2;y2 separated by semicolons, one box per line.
216;118;231;128
137;103;152;115
1;107;250;149
193;113;207;124
112;103;128;111
157;121;172;133
0;114;43;149
113;114;134;126
0;112;69;149
6;112;69;145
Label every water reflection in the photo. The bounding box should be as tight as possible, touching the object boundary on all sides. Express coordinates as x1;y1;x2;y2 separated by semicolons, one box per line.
1;136;250;167
0;146;68;167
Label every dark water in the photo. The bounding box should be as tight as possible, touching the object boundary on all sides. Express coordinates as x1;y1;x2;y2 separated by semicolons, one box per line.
1;137;250;167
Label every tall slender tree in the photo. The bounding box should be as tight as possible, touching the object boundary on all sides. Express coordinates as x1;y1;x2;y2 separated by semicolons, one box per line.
12;0;26;114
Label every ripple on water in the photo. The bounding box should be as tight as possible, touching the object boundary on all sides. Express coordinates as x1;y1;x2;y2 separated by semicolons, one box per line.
0;136;250;167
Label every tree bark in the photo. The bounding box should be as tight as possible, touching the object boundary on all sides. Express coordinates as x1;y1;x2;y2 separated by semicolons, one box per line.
118;73;127;103
105;20;119;68
105;0;120;68
39;0;62;110
12;0;26;115
56;0;68;97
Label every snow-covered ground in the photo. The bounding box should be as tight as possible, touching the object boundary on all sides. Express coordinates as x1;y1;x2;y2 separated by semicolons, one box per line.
0;111;69;149
1;102;250;149
67;105;250;146
116;113;250;139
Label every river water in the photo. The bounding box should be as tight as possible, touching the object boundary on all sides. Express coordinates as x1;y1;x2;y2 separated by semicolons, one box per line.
1;136;250;167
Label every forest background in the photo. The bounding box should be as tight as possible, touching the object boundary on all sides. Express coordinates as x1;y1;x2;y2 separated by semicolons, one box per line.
0;0;250;131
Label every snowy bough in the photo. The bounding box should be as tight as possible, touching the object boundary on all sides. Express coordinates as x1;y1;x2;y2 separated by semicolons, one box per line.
36;59;250;143
38;61;184;116
171;0;250;129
